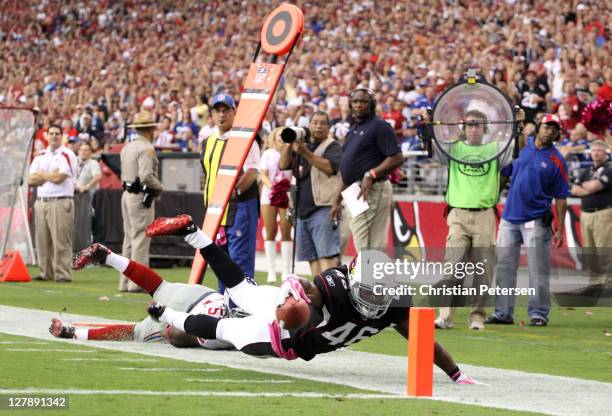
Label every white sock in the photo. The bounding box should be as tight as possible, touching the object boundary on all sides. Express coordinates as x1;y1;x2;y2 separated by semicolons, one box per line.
264;241;277;281
74;328;88;340
184;228;213;249
159;308;188;332
105;252;129;273
281;241;293;277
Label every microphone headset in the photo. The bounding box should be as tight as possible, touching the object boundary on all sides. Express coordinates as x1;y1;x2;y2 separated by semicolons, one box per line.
459;109;489;134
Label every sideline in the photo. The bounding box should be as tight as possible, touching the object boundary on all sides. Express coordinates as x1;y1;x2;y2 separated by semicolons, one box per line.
0;305;610;416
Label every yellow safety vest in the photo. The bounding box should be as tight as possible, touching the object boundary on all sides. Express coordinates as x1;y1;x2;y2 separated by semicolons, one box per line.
201;132;233;226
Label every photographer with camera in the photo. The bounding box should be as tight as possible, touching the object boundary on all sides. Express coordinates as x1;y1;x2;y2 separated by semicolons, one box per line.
279;111;342;275
119;111;163;292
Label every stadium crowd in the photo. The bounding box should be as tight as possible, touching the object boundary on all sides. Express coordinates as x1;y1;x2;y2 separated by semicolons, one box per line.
3;1;611;309
1;0;610;160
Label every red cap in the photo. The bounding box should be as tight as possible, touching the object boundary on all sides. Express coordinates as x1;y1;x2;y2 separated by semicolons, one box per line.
540;114;561;128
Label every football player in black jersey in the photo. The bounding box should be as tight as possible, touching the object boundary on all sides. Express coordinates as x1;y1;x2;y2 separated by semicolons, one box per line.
145;214;477;384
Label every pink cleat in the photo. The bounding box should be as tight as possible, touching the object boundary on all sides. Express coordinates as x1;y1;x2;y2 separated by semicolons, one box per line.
454;373;478;385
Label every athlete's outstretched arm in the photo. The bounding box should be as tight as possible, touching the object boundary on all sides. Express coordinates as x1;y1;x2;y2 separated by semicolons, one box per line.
300;279;323;307
394;318;464;382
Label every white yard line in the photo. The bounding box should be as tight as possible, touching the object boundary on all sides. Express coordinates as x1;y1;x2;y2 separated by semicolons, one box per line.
1;305;611;416
0;388;401;399
116;367;220;372
183;378;293;384
60;358;157;362
4;348;96;353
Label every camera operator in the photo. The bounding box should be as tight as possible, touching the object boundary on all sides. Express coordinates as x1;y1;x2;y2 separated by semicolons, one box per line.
119;111;163;292
279;111;342;275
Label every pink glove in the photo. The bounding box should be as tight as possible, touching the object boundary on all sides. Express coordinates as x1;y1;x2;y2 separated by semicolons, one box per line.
215;226;227;246
275;275;311;306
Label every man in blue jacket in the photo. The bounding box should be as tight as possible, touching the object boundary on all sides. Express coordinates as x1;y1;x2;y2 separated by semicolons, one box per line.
487;114;570;327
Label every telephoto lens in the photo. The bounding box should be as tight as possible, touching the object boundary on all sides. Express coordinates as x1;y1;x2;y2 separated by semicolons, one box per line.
280;127;310;143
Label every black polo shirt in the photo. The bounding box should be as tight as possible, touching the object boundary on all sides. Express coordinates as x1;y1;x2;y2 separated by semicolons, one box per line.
578;162;612;211
339;115;400;185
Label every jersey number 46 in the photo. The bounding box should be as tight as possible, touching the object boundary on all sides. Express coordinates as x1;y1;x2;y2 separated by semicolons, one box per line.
321;322;380;346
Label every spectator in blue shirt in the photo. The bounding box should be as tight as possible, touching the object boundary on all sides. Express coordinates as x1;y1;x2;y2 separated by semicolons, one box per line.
400;122;423;154
174;110;200;140
557;123;589;161
410;84;437;119
487;114;570;327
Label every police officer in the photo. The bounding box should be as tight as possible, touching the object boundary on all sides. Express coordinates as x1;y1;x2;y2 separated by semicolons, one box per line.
119;111;163;292
571;139;612;293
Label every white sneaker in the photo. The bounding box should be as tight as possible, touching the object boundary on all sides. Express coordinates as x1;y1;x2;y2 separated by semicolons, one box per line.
266;272;277;283
469;321;485;330
434;318;453;329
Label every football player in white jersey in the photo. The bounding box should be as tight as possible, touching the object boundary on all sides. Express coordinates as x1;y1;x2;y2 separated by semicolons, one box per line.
49;243;248;349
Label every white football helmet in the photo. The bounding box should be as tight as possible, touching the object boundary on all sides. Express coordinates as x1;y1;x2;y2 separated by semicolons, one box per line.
346;252;394;319
187;292;233;350
223;276;257;318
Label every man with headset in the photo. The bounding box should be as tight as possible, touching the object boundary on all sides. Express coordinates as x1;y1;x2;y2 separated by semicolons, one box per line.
331;88;404;251
433;109;523;330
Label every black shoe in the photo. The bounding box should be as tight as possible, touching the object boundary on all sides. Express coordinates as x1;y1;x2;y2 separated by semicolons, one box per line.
557;284;605;297
147;301;166;322
34;275;50;281
485;316;514;325
528;318;547;327
554;284;607;307
72;243;111;270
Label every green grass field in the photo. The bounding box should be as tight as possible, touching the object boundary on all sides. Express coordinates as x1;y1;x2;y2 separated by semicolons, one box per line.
0;332;543;416
0;266;610;415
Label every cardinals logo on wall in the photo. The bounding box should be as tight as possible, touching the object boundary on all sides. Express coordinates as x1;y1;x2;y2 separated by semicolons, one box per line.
391;202;425;263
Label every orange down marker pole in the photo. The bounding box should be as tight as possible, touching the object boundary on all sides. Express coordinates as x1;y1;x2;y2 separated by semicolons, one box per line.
407;307;434;396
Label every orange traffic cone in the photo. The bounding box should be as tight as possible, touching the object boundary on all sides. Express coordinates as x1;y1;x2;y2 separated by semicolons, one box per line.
0;251;31;282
